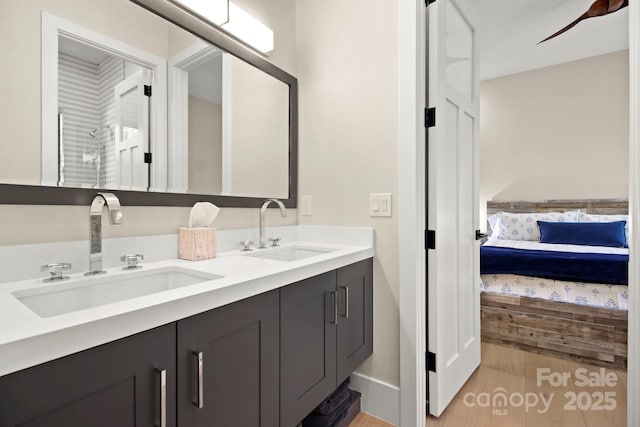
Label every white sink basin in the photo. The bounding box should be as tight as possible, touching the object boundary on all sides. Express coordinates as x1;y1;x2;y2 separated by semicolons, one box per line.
13;267;223;318
245;246;335;262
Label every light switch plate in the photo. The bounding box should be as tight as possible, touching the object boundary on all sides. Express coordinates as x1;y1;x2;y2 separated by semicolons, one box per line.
301;195;312;216
369;193;392;217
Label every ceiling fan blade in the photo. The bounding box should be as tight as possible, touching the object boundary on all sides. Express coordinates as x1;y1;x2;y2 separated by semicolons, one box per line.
538;13;589;44
538;0;615;44
608;0;628;12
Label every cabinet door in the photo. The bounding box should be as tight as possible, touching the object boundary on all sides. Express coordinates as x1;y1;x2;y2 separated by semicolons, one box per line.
337;258;373;383
280;271;337;427
0;324;176;427
177;290;279;427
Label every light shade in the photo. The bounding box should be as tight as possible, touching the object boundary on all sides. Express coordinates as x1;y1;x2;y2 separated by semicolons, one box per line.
173;0;229;26
221;2;274;54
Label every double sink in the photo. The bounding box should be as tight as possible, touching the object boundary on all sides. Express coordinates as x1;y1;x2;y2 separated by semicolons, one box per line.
12;245;335;318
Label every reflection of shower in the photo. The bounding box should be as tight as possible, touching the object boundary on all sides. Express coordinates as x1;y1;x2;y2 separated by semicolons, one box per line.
85;124;111;188
89;124;110;139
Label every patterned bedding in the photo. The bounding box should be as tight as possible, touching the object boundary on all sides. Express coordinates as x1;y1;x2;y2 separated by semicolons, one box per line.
480;274;628;310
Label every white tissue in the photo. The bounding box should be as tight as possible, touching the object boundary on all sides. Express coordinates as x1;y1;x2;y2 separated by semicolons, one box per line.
188;202;220;228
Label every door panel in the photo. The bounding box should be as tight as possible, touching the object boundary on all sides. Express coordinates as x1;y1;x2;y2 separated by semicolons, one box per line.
177;290;279;427
427;0;481;417
0;324;176;427
337;258;373;383
280;271;337;427
114;69;149;191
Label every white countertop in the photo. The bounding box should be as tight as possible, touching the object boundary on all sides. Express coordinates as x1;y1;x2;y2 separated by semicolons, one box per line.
0;226;374;377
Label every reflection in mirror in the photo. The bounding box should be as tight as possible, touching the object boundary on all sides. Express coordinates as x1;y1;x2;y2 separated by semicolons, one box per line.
169;41;289;198
0;0;291;200
57;36;152;190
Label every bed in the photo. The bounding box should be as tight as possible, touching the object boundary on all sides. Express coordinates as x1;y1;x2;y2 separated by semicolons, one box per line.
480;199;629;370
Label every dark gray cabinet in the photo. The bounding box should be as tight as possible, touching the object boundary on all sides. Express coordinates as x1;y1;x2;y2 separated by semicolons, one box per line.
0;258;372;427
280;259;373;427
177;290;279;427
0;324;176;427
280;271;338;427
337;258;373;384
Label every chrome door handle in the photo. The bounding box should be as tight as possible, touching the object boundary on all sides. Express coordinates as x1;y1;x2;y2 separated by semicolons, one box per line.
340;286;349;318
157;368;166;427
193;351;204;409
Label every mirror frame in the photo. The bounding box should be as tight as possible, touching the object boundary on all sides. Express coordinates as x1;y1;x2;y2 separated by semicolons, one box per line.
0;0;298;208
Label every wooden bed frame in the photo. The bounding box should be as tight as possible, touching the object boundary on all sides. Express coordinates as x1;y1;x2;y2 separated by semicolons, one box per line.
482;199;629;370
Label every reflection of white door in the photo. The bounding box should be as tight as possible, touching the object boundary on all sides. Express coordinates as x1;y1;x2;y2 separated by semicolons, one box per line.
427;0;480;417
114;69;150;190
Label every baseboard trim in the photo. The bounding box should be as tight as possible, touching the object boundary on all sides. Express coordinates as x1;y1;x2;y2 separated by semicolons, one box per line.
349;372;400;426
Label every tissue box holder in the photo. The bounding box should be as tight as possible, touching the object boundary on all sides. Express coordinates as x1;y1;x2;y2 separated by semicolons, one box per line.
179;227;217;261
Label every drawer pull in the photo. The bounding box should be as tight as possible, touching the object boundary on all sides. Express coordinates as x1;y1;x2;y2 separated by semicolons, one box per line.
330;291;338;324
194;351;204;409
157;368;166;427
340;286;349;318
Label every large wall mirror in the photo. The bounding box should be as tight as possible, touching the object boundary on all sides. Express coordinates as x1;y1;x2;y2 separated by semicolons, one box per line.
0;0;297;207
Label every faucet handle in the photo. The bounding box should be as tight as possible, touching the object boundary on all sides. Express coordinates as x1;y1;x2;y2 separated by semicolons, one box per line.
41;263;72;282
269;237;282;247
121;254;144;270
240;240;255;251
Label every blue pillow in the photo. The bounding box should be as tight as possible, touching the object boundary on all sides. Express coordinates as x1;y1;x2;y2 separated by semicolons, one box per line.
537;221;627;248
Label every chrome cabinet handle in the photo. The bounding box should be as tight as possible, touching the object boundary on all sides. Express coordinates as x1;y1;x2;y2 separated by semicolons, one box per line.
193;351;204;409
330;291;338;324
157;368;166;427
340;286;349;318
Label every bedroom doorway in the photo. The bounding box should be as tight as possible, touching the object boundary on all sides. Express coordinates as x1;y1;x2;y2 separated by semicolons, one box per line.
420;0;628;425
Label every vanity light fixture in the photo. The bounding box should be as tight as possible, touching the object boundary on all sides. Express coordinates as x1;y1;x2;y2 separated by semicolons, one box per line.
172;0;230;25
220;2;274;54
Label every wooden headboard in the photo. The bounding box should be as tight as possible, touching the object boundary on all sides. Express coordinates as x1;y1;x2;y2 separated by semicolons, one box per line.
487;199;629;217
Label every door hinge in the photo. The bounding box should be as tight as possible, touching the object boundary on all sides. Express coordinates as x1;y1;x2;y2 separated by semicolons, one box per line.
428;352;436;372
144;152;152;164
426;230;436;250
144;85;152;97
425;107;436;128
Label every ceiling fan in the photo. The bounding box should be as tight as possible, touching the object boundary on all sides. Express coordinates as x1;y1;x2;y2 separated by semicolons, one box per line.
538;0;628;44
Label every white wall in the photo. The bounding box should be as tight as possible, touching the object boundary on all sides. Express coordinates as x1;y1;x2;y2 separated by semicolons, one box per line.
227;56;289;198
480;50;630;227
188;96;222;195
296;0;399;387
0;0;297;246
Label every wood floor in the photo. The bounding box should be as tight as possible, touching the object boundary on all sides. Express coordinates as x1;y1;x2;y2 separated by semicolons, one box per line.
350;342;627;427
349;412;396;426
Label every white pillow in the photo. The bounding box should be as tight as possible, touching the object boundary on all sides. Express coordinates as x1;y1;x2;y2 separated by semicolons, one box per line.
580;213;628;223
580;213;629;243
490;210;581;241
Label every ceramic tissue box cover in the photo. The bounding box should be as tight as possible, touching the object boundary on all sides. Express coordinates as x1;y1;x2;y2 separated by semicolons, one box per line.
178;227;217;261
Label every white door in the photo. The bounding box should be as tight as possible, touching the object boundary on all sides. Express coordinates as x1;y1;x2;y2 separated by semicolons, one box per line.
427;0;481;417
114;69;150;191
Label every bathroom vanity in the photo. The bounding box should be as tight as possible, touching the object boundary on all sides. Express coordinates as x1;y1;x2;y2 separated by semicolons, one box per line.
0;228;373;427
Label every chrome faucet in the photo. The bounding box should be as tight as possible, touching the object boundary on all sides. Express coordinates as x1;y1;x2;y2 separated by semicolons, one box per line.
259;199;287;248
86;193;123;275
